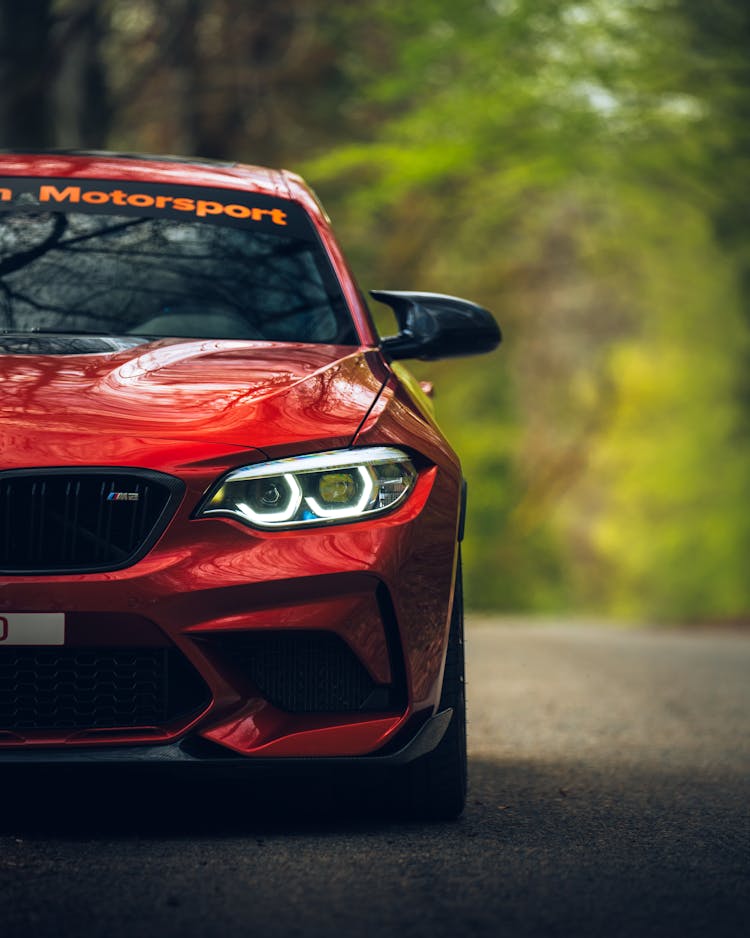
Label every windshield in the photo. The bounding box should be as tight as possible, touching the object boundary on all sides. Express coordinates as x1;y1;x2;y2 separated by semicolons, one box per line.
0;179;357;345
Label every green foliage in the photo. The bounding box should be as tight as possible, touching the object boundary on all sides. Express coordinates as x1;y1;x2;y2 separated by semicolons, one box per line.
305;0;750;620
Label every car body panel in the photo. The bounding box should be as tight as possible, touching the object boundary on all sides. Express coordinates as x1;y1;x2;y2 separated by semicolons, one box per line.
0;151;470;765
0;340;387;458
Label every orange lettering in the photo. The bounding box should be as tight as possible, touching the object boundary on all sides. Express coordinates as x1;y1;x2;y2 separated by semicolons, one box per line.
249;208;286;226
224;204;251;219
39;184;80;203
32;185;290;227
127;193;155;208
82;190;109;204
196;200;223;217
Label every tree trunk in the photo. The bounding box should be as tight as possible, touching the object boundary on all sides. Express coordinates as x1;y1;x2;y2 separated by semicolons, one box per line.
0;0;55;148
53;0;110;148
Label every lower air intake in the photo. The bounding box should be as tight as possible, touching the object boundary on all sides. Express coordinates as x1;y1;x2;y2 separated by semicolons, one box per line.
213;630;394;713
0;647;210;731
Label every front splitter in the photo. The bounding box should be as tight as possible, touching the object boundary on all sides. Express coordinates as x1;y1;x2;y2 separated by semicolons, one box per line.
0;708;452;768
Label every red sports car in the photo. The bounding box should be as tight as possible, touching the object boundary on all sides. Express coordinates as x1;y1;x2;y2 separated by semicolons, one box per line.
0;152;500;819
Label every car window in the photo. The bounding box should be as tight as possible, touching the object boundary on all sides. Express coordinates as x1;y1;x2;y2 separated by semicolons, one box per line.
0;179;357;345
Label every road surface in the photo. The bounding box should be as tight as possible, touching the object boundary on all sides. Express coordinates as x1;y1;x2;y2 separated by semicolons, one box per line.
1;621;748;937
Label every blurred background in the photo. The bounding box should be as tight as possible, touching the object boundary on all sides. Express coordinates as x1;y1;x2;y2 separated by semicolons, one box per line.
1;0;747;622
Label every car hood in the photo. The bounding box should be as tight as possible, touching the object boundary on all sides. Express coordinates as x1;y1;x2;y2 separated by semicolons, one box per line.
0;337;387;465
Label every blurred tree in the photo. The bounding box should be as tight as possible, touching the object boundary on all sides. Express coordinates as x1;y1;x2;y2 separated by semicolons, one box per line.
53;0;110;147
0;0;364;161
0;0;110;149
0;0;56;147
104;0;363;163
306;0;750;618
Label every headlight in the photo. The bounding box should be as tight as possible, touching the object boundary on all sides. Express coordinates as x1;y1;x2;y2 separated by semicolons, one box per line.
197;447;418;529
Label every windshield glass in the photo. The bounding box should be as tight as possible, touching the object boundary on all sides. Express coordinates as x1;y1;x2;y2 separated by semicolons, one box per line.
0;179;357;345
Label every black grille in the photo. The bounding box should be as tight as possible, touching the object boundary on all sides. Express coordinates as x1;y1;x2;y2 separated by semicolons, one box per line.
0;469;183;573
213;631;394;713
0;647;210;731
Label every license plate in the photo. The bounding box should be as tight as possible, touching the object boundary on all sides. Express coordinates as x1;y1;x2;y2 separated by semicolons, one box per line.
0;613;65;645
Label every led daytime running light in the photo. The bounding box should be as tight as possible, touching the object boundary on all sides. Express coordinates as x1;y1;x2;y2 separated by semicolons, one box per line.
235;473;302;524
198;447;417;530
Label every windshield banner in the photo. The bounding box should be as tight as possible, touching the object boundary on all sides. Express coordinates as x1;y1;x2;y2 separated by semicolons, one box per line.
0;179;314;239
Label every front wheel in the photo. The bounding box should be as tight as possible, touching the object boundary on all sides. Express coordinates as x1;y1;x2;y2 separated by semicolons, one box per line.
403;552;467;820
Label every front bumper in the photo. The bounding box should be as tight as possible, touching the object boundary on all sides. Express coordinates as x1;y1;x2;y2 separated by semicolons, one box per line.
0;445;460;760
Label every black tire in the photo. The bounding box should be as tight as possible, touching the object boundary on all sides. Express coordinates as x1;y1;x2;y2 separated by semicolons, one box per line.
403;551;467;820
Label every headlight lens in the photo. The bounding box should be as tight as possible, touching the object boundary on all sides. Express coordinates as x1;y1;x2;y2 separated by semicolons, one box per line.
197;447;418;529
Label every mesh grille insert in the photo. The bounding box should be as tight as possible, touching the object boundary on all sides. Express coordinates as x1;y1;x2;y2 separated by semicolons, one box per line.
213;631;393;713
0;647;210;731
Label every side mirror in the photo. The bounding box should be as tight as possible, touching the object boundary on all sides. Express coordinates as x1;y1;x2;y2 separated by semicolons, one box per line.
372;290;501;361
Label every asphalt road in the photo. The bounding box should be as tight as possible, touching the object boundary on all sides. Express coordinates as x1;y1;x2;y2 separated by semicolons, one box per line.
1;621;748;938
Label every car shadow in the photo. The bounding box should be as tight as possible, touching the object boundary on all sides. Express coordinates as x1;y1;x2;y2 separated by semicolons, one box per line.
0;760;422;836
1;751;748;841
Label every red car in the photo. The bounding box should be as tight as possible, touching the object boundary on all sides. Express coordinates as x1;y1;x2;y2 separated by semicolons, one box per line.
0;152;500;819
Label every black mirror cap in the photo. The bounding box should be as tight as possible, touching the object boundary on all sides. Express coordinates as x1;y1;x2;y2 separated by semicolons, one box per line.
372;290;502;361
